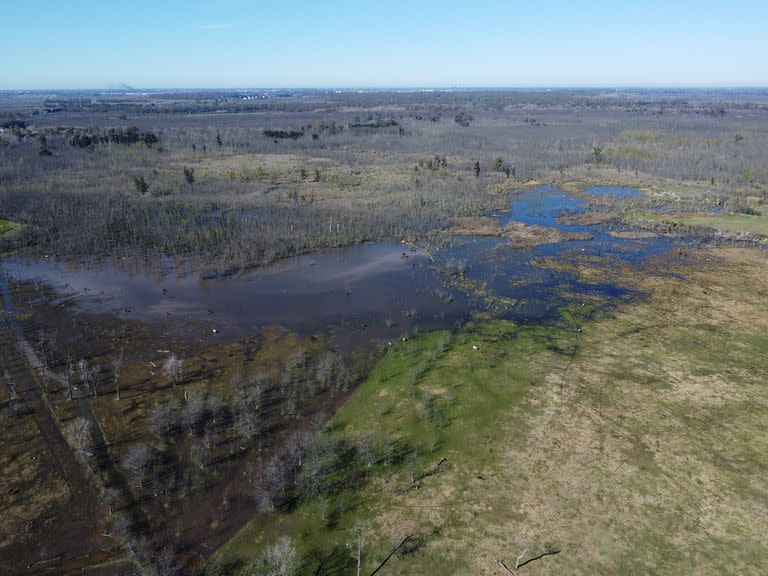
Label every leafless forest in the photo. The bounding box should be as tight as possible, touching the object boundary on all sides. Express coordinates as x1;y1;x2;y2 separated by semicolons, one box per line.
2;89;766;271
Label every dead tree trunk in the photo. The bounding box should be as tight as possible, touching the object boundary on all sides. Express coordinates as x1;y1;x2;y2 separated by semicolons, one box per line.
369;533;417;576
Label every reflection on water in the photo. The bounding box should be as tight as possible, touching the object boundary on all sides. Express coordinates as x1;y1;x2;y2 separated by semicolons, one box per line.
2;186;682;346
5;242;465;347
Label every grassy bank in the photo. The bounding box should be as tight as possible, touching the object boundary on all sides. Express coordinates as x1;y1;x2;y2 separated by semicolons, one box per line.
625;209;768;240
672;210;768;236
212;246;768;575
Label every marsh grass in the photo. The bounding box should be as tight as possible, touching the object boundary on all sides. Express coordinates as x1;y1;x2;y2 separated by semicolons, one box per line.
213;247;768;575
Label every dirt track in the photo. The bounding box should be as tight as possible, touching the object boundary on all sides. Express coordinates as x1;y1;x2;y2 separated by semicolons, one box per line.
0;270;124;575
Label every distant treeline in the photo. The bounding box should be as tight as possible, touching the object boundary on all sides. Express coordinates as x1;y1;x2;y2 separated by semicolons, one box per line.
10;89;767;119
349;116;398;129
263;128;304;140
67;126;160;148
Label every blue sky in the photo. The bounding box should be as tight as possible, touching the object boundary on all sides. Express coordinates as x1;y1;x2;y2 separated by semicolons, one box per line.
1;0;766;89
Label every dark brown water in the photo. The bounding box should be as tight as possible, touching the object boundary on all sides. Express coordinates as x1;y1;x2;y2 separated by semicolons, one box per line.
2;186;683;348
4;241;468;347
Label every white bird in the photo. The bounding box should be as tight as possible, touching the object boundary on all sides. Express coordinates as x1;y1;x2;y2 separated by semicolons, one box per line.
472;345;479;351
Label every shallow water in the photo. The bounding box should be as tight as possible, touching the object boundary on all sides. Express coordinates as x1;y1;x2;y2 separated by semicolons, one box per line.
4;242;467;347
2;186;681;346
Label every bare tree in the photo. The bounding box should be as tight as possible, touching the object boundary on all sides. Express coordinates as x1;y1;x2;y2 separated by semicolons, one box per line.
90;363;101;397
112;349;124;399
207;394;224;446
190;437;208;471
37;328;57;369
64;417;93;464
110;511;133;545
182;391;207;436
152;547;179;576
122;443;151;489
259;536;298;576
299;436;339;500
162;354;183;387
102;486;121;516
253;454;287;511
150;402;174;444
285;428;313;471
315;351;338;391
77;358;89;394
354;429;378;469
65;354;75;400
334;360;357;392
346;520;373;576
281;348;307;398
231;379;262;440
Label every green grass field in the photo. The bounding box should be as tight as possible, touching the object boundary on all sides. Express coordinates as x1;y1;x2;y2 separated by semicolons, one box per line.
210;320;566;574
673;210;768;235
625;209;768;238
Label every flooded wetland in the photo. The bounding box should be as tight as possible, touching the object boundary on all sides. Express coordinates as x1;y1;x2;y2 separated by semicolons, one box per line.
1;184;688;566
3;186;678;351
2;85;767;576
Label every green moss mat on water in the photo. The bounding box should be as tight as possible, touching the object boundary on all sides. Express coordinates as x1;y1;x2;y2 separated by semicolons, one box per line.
0;220;23;236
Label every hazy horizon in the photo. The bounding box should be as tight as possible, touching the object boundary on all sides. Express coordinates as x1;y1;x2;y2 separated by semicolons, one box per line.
2;0;767;90
4;84;768;93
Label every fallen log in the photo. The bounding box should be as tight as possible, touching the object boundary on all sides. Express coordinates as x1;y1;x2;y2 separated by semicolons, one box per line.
369;533;418;576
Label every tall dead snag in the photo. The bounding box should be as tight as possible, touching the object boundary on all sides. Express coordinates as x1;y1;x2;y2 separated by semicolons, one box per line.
112;349;124;399
347;520;373;576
